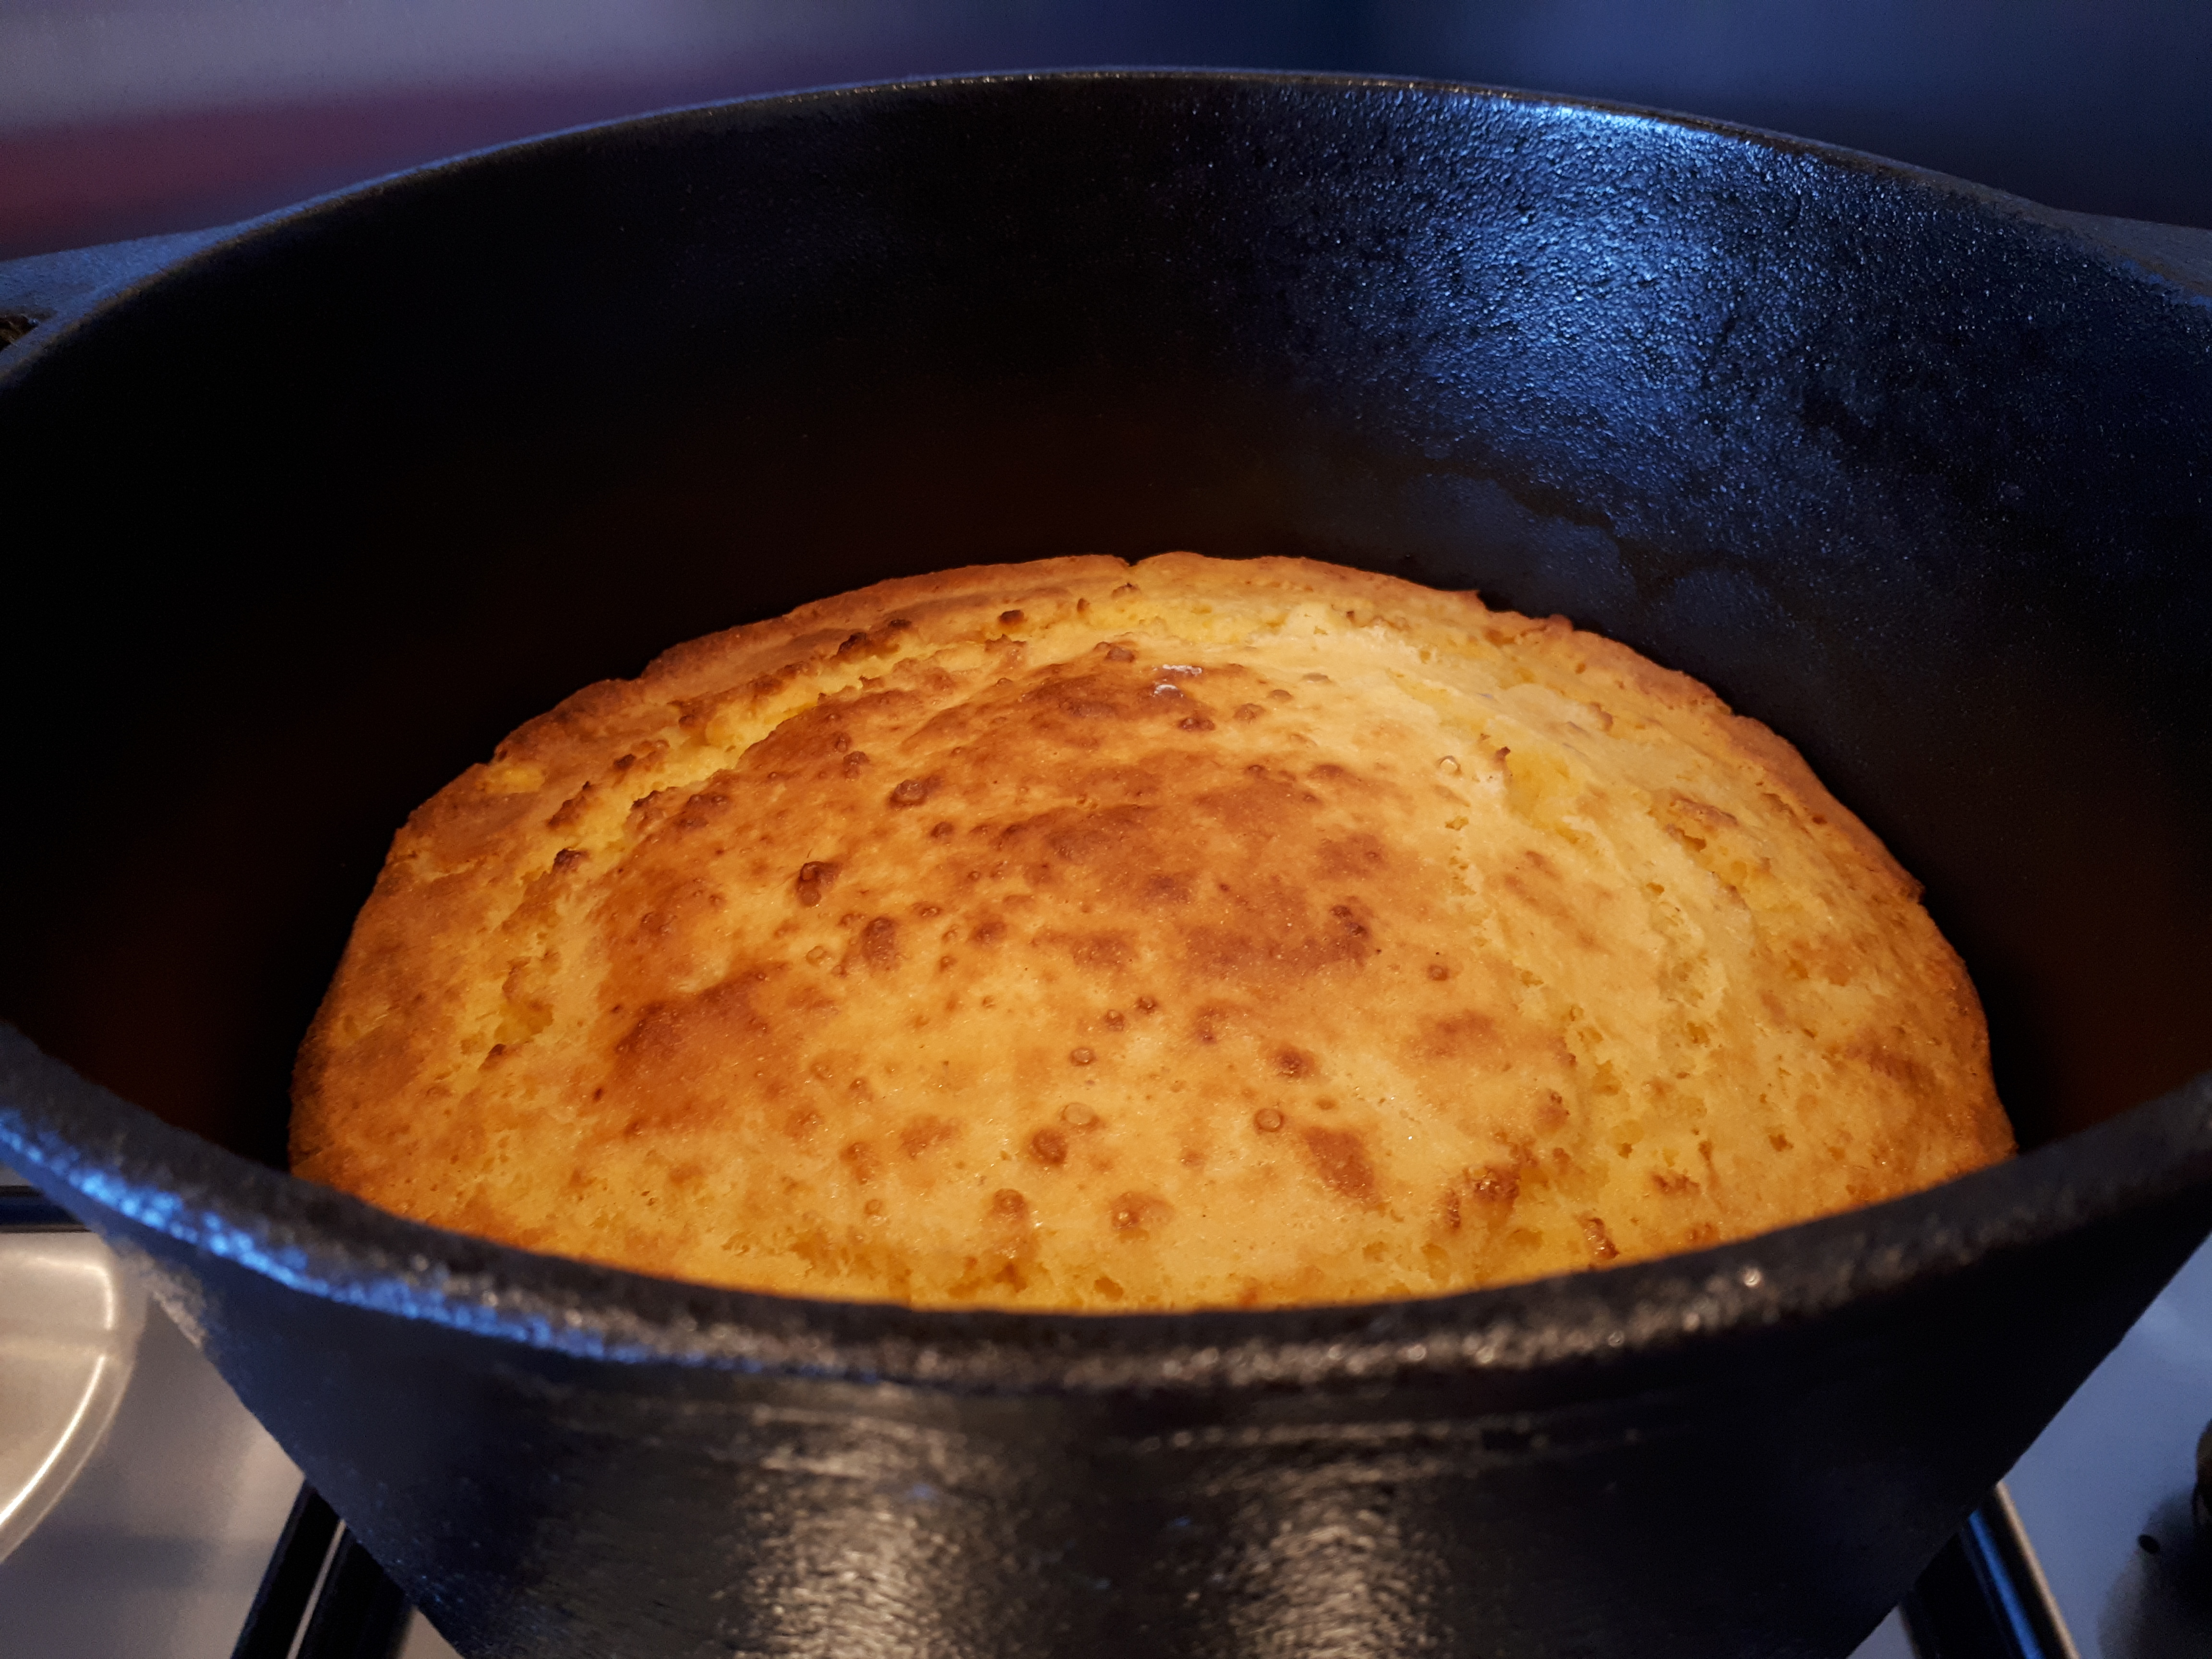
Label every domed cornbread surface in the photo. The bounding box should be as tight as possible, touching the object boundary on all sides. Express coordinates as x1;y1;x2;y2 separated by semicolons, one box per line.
292;554;2011;1309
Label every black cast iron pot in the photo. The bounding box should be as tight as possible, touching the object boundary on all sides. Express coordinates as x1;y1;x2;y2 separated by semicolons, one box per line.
3;71;2211;1659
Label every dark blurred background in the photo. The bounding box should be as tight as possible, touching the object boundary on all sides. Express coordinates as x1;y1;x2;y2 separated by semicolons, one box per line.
5;0;2210;258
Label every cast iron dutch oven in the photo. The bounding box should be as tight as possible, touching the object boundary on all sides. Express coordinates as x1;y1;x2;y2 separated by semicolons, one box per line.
3;71;2211;1659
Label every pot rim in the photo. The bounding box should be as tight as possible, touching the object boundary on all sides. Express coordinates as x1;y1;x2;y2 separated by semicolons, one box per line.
4;70;2210;1396
7;66;2202;388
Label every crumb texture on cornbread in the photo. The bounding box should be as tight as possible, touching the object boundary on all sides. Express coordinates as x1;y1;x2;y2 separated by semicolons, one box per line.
291;553;2011;1309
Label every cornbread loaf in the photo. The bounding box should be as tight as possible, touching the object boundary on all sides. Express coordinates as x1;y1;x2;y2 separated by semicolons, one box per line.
291;554;2011;1309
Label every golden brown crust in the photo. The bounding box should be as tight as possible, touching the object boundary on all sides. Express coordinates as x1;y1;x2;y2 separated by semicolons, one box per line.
293;553;2010;1308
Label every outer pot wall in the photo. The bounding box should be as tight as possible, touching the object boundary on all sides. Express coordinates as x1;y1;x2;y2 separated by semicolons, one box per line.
10;1048;2212;1659
3;73;2211;1659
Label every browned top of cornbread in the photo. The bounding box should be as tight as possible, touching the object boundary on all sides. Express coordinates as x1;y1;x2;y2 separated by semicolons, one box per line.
291;553;2010;1309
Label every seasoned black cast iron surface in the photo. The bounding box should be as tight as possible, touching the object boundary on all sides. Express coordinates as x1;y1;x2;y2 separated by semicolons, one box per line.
1;71;2210;1659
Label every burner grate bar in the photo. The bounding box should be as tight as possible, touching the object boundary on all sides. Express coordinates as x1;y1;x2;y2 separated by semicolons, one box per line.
1901;1483;2081;1659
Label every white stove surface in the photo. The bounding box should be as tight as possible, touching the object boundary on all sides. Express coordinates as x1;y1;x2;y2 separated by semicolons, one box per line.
4;1216;2208;1658
2006;1238;2212;1656
0;1278;300;1657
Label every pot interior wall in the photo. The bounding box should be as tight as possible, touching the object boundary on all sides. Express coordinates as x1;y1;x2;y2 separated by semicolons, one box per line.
2;75;2207;1167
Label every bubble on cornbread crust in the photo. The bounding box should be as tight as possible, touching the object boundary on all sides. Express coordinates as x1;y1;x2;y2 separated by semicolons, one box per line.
289;553;2012;1311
